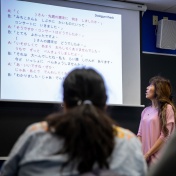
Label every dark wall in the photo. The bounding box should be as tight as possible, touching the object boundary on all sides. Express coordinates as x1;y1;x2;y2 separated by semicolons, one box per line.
107;106;143;134
141;10;176;106
0;102;61;156
0;101;143;156
141;53;176;106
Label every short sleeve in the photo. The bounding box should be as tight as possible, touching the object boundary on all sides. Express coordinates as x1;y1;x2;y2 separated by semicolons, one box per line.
137;108;146;137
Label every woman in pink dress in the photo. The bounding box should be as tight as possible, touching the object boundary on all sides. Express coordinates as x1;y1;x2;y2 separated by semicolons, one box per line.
137;76;176;166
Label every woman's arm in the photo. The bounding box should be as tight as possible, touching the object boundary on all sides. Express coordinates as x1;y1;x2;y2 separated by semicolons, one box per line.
146;104;175;160
145;122;174;160
144;138;164;160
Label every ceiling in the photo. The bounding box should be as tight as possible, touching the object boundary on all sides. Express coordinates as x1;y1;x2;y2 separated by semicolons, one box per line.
118;0;176;14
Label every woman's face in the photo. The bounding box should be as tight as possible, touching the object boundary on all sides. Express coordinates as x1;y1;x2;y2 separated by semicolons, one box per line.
146;84;155;100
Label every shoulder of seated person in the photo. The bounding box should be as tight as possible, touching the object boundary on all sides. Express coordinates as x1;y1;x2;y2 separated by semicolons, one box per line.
26;121;48;132
113;126;136;140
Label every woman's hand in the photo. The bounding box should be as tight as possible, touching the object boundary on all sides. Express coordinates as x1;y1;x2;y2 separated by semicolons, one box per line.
144;153;150;161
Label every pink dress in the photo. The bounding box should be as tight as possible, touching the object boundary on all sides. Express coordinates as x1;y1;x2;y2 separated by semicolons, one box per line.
137;104;175;165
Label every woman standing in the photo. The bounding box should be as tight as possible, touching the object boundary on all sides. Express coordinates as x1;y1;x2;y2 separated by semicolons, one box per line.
137;76;176;166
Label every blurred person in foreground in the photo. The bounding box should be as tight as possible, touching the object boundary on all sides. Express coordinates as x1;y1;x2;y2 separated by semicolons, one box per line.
0;68;147;176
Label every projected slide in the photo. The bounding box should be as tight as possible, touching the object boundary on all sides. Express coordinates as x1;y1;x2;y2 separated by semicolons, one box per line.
1;0;122;104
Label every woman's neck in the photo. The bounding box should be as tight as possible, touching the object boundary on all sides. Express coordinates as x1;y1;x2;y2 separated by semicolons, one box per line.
151;99;158;108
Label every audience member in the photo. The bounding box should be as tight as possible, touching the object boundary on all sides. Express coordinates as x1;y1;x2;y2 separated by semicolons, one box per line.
1;68;147;176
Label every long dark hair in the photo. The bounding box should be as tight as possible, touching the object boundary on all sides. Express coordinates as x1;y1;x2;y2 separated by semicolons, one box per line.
46;68;117;174
149;76;176;136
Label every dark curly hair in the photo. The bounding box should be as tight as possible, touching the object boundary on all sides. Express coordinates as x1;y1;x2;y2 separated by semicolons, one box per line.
46;68;117;174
